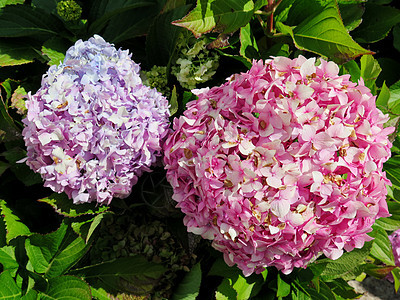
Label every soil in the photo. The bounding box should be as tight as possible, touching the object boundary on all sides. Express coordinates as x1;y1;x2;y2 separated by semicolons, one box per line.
348;277;400;300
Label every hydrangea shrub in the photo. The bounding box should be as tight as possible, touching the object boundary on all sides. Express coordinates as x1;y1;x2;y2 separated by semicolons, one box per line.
23;35;170;204
163;56;394;275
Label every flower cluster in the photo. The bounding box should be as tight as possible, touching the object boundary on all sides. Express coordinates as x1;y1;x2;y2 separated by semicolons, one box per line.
172;33;219;89
56;0;82;21
389;229;400;274
141;65;171;99
163;56;393;275
22;35;170;204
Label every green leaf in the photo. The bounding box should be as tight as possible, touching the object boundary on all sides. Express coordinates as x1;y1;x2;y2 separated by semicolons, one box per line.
388;80;400;115
31;0;57;12
319;241;372;281
71;213;109;243
277;273;291;297
0;96;21;143
215;48;252;69
215;278;237;300
325;278;360;299
163;0;187;13
182;91;197;108
392;267;400;292
89;286;110;300
0;161;10;177
0;217;6;247
38;193;109;217
274;0;294;24
394;24;400;53
21;290;38;300
0;39;39;66
41;37;68;66
360;54;381;90
209;258;264;299
0;78;13;99
375;216;400;232
275;0;364;25
172;0;255;38
169;86;179;116
274;0;324;25
368;225;395;266
0;246;18;275
276;2;373;64
0;269;21;299
363;263;395;279
0;4;64;38
352;3;400;43
376;81;390;108
342;59;360;82
39;275;91;300
88;0;154;34
338;2;364;31
0;0;24;8
260;42;290;60
85;213;106;243
377;57;400;88
0;199;30;244
172;262;202;300
240;22;259;60
233;274;256;300
294;280;336;300
385;157;400;189
25;221;89;278
368;0;392;4
69;256;166;294
254;0;268;10
2;147;42;186
208;257;240;278
146;4;190;67
25;224;68;274
98;0;165;43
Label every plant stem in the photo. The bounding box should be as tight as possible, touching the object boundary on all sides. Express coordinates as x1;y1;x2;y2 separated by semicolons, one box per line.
267;0;274;34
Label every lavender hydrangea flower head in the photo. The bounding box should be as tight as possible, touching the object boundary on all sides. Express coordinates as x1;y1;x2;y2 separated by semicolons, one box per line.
22;35;170;204
163;56;393;275
388;229;400;281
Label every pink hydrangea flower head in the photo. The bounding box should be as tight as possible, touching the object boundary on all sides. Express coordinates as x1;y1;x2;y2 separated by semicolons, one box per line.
163;56;393;275
23;35;170;204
